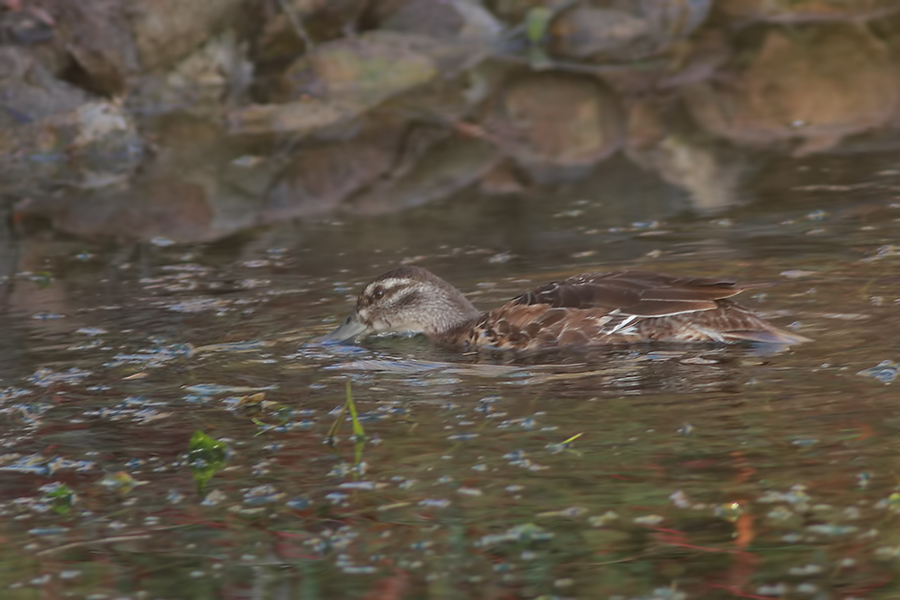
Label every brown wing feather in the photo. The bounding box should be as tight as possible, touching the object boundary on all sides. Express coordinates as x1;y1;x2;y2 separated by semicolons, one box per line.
511;270;749;317
468;304;625;350
467;301;808;351
460;271;805;350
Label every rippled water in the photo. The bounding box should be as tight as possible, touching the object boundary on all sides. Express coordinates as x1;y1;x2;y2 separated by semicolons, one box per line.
2;151;900;599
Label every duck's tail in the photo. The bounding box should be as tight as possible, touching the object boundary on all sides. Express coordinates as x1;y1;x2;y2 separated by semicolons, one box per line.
715;302;812;346
723;327;812;345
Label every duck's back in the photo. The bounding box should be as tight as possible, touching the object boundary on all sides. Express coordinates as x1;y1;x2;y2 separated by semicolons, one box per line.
449;271;807;351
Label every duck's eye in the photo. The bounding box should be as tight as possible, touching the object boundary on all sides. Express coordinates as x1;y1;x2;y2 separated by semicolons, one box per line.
372;286;385;300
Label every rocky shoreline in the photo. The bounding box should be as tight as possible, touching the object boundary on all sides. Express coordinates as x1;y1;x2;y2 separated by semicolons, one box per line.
3;0;900;241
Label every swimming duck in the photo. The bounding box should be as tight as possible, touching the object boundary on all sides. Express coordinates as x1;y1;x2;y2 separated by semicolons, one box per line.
323;266;810;351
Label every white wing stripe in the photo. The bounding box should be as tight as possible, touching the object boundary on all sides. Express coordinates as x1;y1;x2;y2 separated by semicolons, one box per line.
604;314;637;335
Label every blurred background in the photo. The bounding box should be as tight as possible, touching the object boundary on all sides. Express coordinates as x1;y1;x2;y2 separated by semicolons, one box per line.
3;0;900;243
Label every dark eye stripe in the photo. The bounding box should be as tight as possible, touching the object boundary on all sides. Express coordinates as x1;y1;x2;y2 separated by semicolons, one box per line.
359;283;410;307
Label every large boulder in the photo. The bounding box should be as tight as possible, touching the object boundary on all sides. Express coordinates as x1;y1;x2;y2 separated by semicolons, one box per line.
682;24;900;154
485;72;625;183
550;0;712;61
379;0;502;43
230;30;489;135
12;117;267;242
0;46;90;128
261;124;404;220
0;47;143;193
34;0;246;96
129;0;247;71
348;133;501;215
717;0;899;24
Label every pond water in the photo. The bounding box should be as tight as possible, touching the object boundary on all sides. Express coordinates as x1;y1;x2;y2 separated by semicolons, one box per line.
2;150;900;599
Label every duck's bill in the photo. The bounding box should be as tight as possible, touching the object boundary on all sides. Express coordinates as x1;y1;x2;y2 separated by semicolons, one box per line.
320;313;368;343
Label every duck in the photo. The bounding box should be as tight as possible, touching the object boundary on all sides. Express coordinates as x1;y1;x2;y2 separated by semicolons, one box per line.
322;265;811;351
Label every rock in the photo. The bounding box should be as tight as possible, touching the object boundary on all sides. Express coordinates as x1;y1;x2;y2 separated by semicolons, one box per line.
485;72;625;184
626;101;748;213
16;178;216;243
654;29;731;90
277;31;441;104
489;0;551;23
625;98;668;151
0;46;91;129
255;0;367;62
0;4;56;46
348;134;501;215
550;0;712;61
231;30;488;136
24;0;247;100
682;24;900;154
260;125;403;221
13;116;272;242
64;101;144;184
130;0;246;71
380;0;503;43
0;46;143;193
717;0;900;24
0;3;69;78
550;8;648;60
479;162;526;195
227;97;361;137
380;61;507;129
576;27;730;98
0;99;143;192
129;30;254;116
40;0;139;94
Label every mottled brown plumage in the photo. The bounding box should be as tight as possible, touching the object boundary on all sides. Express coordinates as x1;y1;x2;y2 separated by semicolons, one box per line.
322;266;810;351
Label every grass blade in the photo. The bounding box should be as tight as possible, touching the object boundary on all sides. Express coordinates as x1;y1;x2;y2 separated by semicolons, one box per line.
346;380;366;441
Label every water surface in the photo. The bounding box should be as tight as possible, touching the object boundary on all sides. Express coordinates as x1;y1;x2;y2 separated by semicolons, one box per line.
1;151;900;599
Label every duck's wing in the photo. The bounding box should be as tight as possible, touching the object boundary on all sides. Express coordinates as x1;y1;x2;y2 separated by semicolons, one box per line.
509;270;754;317
465;271;804;350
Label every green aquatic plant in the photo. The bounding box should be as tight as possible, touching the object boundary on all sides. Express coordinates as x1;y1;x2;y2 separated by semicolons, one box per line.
325;381;368;480
327;380;366;444
43;483;75;515
188;430;230;493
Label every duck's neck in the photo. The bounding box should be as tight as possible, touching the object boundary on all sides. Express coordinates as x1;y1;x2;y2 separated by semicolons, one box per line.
432;314;483;349
423;288;482;341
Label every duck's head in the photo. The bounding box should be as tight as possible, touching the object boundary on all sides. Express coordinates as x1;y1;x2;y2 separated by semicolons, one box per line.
321;266;481;343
